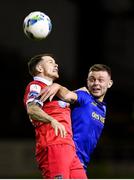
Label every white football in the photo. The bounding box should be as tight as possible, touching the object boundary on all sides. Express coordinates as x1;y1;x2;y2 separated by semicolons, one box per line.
23;11;52;40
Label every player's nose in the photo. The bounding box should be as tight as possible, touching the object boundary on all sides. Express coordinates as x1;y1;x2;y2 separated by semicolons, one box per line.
55;63;58;68
94;79;99;85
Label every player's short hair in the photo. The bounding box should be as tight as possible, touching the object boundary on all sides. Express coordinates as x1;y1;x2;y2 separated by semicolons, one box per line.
89;64;112;78
28;53;54;76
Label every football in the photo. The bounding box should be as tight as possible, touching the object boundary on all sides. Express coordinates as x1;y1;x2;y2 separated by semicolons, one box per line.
23;11;52;40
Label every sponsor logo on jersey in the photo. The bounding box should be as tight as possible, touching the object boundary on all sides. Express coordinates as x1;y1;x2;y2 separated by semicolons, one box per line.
92;112;105;123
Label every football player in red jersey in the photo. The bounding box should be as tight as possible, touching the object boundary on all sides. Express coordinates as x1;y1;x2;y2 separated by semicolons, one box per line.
23;53;87;179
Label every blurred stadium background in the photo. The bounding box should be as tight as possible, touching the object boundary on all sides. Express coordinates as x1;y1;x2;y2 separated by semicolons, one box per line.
0;0;134;178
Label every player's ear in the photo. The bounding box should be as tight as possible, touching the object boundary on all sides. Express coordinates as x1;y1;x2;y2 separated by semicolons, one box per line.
36;64;43;73
108;79;113;88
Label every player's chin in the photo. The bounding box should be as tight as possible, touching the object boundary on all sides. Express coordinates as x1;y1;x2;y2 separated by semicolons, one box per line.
91;91;102;98
53;73;59;79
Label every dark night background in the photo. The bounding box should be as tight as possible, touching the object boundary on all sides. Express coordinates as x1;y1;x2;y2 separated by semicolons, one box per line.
0;0;134;178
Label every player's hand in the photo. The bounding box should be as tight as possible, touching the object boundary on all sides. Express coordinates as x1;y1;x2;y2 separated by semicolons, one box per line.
38;83;61;102
51;119;67;138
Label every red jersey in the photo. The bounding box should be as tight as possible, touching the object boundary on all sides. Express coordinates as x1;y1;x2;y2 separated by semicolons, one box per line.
24;76;75;155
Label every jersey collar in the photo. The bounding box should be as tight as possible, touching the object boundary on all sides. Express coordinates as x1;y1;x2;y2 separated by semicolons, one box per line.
33;76;53;85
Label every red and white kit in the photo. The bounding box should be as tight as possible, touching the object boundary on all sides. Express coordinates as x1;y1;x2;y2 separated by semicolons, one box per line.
24;76;87;179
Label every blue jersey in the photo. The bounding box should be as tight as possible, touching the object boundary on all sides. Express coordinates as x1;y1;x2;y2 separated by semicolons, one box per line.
71;90;106;170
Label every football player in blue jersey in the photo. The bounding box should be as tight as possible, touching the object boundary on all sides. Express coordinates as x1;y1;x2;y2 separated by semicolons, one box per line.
38;64;113;173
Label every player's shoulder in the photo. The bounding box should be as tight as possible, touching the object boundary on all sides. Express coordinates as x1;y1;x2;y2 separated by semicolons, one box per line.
28;80;47;89
75;86;88;92
74;87;93;104
75;87;90;96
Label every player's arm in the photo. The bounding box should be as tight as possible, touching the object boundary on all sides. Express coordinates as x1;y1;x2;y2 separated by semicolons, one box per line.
57;85;77;103
26;101;67;137
38;83;78;103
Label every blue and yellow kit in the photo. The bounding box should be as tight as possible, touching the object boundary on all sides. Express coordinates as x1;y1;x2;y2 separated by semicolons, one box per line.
71;90;106;170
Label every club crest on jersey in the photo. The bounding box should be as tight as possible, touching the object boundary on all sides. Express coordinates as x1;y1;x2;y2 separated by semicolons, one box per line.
58;100;67;108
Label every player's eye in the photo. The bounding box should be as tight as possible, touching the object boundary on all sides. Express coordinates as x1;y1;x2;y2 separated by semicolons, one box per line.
88;78;94;82
99;79;105;83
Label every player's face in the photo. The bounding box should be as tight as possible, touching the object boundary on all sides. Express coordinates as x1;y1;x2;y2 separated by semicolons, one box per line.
37;56;59;80
87;71;113;101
